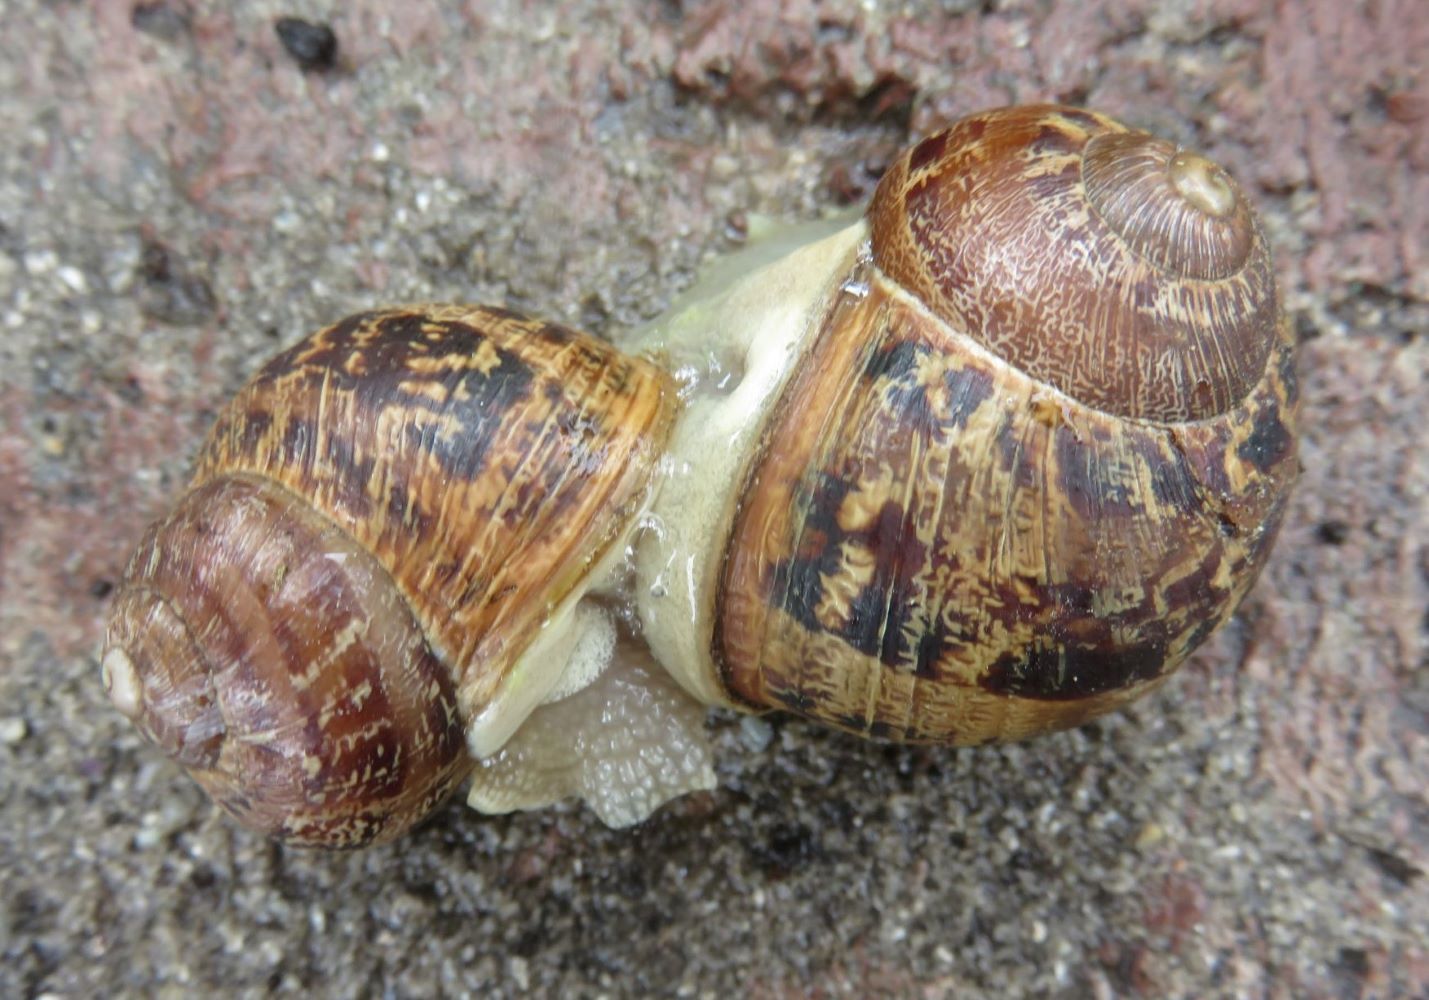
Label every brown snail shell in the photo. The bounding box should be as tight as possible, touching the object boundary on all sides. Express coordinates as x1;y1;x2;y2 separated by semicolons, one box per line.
104;306;676;845
103;107;1298;846
712;105;1298;743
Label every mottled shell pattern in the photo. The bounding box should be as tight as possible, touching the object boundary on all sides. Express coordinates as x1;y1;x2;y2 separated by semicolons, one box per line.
101;106;1298;847
716;106;1298;744
104;306;676;846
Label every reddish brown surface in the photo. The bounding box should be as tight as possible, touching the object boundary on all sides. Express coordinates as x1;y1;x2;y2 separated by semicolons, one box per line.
1;2;1423;998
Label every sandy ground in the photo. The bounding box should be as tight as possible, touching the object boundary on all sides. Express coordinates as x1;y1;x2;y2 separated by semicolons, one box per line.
1;1;1424;997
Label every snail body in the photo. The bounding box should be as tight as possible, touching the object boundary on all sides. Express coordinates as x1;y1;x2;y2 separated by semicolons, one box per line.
103;106;1298;846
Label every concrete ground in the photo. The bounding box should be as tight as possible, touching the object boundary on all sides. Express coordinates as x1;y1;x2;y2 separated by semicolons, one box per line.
1;1;1424;997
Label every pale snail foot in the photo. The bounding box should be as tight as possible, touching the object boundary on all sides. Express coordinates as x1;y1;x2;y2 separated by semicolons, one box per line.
465;637;716;828
665;208;860;318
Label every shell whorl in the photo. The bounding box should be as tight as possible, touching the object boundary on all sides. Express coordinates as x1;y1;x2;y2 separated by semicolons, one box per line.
102;305;678;846
714;105;1298;746
103;476;470;847
869;105;1278;423
1081;131;1251;281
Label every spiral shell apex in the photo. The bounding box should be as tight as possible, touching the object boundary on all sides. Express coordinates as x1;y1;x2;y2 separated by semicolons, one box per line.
869;104;1278;423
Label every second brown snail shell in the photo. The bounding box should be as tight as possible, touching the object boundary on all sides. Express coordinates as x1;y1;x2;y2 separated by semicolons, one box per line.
102;105;1299;847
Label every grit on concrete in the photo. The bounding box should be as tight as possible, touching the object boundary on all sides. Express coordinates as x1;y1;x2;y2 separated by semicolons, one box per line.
0;2;1424;997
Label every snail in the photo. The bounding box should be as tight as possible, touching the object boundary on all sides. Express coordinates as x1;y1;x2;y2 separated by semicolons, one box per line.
102;105;1299;847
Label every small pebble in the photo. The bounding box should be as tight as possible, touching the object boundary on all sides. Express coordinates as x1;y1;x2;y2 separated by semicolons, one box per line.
738;715;774;752
275;17;338;72
40;433;65;457
57;265;88;294
0;717;27;745
24;248;57;274
131;2;191;41
1135;820;1167;849
509;956;530;991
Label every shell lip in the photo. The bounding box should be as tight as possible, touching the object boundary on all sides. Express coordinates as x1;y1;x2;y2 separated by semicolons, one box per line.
103;581;228;771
